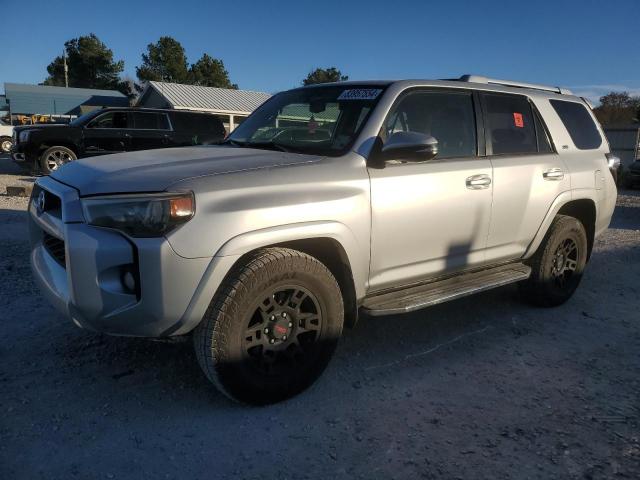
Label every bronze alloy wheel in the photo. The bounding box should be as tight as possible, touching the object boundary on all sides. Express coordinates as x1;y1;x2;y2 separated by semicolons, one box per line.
194;248;344;404
243;285;324;377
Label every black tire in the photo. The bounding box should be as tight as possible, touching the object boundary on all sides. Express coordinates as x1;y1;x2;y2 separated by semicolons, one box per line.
39;146;76;174
194;247;344;405
519;215;588;307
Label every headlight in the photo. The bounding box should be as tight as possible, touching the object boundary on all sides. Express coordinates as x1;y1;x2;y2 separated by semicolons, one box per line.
82;192;195;237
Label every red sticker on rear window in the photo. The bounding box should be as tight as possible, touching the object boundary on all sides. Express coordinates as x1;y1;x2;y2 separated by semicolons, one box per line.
513;112;524;128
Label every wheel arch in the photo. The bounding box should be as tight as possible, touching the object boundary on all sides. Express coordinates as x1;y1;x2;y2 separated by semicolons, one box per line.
167;222;368;336
39;142;79;157
557;199;596;259
525;191;597;260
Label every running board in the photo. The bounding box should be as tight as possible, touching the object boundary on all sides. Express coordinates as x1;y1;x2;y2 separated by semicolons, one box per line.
362;263;531;316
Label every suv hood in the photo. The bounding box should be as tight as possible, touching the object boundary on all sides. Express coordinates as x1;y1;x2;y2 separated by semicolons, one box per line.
51;146;322;196
15;124;73;132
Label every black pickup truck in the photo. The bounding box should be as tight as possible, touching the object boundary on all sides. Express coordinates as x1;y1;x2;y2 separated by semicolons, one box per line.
11;107;226;174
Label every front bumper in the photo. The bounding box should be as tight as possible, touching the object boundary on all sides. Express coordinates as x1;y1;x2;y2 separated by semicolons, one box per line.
28;177;224;337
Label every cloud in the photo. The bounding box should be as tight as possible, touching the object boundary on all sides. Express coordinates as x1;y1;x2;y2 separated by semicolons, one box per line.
567;84;640;105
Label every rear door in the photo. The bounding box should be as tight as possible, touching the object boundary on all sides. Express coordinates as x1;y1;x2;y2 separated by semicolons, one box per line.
481;92;570;263
368;88;493;290
130;112;172;151
82;111;132;155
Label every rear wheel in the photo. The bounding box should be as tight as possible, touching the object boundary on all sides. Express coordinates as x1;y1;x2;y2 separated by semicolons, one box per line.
0;136;12;154
39;146;76;174
194;247;344;404
519;215;588;307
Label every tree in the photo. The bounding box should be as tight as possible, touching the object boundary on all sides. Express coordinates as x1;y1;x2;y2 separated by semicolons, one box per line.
136;36;190;84
302;67;349;86
43;34;124;91
593;91;640;125
189;54;237;89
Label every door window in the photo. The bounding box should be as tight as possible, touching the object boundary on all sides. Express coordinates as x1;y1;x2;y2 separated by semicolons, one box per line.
132;112;170;130
483;94;537;155
383;90;477;158
87;111;129;129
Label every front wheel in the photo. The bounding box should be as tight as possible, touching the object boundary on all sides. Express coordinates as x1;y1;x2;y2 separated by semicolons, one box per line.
519;215;588;307
194;248;344;404
39;146;77;174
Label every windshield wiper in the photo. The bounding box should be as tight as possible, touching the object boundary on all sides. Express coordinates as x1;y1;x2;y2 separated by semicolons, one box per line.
222;138;296;153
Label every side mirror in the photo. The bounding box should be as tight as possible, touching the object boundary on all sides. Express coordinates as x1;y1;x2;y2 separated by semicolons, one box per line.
381;131;438;162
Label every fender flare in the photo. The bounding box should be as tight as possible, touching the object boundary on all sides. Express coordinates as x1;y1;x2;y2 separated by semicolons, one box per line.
216;220;367;297
165;221;368;336
523;189;597;258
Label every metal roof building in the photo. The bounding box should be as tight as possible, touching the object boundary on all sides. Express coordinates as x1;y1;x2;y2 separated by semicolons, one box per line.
3;83;129;120
137;81;271;132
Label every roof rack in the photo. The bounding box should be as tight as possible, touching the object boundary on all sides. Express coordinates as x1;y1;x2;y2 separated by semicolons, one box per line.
456;75;573;95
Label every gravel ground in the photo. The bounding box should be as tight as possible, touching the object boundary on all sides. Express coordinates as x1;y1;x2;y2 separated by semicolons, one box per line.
1;155;639;479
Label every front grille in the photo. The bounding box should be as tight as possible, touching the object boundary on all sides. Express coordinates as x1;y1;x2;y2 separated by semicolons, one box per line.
43;232;66;267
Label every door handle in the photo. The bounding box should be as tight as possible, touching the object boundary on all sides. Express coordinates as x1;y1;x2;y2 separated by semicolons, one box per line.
466;174;491;189
543;168;564;180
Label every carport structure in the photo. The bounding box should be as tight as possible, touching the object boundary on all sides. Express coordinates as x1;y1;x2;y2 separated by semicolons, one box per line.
137;81;271;133
3;83;129;124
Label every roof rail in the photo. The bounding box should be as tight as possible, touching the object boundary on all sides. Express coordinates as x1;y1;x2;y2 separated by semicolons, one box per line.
457;75;573;95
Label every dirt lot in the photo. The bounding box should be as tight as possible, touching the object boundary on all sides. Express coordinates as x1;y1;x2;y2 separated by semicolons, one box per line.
1;154;639;479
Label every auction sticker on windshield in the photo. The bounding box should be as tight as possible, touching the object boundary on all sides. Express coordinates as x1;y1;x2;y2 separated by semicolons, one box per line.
338;89;383;100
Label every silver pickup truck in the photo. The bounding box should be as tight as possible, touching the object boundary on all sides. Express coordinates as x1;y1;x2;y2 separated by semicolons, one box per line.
28;76;617;404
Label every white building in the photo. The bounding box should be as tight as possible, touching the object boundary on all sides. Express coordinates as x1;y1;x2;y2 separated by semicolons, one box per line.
137;81;271;133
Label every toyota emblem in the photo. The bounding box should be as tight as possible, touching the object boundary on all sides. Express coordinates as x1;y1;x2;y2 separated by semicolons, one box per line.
36;190;46;214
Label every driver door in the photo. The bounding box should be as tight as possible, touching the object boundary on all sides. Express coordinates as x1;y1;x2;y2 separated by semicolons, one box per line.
83;111;132;155
368;89;493;291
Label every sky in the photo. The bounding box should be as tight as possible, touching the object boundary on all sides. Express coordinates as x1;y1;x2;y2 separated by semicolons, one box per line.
1;0;639;103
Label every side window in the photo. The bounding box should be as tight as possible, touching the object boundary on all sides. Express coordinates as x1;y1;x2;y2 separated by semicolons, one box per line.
88;111;129;129
484;94;537;155
383;90;477;158
133;112;170;130
550;100;602;150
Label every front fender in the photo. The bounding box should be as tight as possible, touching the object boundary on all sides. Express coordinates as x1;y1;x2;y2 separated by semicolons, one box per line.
165;220;368;336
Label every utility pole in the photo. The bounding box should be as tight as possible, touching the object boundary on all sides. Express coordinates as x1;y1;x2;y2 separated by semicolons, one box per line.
63;50;69;88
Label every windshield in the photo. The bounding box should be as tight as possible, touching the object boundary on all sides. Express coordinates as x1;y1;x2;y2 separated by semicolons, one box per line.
69;110;102;127
228;85;386;156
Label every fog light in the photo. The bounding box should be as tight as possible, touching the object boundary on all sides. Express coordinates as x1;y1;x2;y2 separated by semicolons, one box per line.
122;270;137;293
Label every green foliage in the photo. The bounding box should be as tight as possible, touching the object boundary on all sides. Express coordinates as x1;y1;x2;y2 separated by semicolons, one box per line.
189;54;237;89
136;36;190;84
43;34;125;91
302;67;349;86
593;91;640;125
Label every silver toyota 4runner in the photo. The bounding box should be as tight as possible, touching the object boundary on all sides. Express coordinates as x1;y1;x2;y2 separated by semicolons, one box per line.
29;75;617;404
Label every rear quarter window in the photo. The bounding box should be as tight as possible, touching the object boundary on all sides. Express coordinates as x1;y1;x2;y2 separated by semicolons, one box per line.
550;100;602;150
172;113;223;134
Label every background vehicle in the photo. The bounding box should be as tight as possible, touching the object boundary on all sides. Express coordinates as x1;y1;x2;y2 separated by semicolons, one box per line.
28;77;617;404
627;160;640;188
0;118;14;154
12;107;226;173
